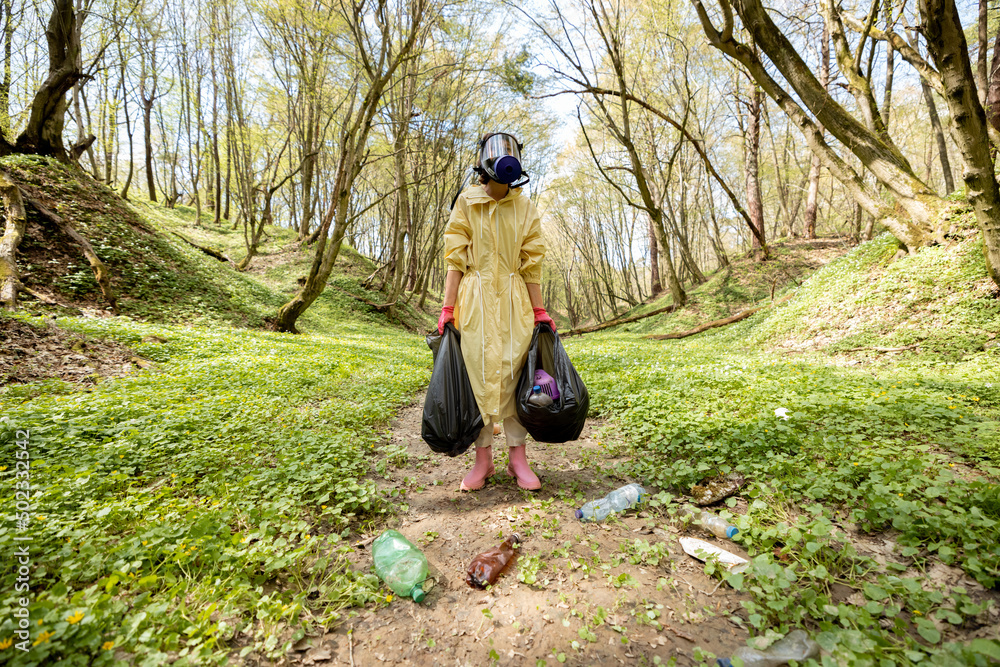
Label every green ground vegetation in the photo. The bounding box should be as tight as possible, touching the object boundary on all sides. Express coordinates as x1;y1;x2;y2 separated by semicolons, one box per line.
565;226;1000;665
0;313;429;664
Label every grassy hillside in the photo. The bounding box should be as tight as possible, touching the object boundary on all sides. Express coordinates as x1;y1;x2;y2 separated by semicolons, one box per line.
4;154;430;334
614;238;852;336
561;212;1000;664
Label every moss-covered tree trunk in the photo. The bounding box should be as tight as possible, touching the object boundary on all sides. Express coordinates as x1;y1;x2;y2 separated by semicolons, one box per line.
920;0;1000;283
14;0;81;161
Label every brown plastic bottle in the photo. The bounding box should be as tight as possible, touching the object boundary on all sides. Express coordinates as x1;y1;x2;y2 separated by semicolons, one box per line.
466;534;522;589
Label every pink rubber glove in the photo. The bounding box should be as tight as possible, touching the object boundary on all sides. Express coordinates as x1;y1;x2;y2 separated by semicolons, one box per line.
438;306;455;334
533;307;556;332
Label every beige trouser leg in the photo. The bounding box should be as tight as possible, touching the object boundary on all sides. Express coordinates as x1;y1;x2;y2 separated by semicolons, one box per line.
503;416;527;448
475;416;528;448
474;421;494;448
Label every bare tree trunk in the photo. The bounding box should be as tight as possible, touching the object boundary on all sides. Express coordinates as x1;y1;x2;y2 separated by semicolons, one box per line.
921;0;1000;283
706;185;729;268
804;16;829;240
15;0;83;159
224;128;231;220
881;27;895;125
919;79;955;194
979;0;989;106
987;24;1000;135
118;37;134;200
744;84;766;250
141;75;157;201
0;0;11;143
648;218;661;295
0;172;26;309
863;211;876;240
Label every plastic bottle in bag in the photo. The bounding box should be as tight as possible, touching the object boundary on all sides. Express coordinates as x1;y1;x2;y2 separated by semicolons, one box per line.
576;483;645;521
372;529;429;602
527;385;554;407
678;505;739;539
716;629;820;667
466;534;521;588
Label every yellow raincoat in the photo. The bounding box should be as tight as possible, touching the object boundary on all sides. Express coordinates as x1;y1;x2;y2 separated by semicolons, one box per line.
444;184;545;423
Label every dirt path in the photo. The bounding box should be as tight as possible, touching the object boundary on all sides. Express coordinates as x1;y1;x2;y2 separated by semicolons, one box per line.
300;395;750;666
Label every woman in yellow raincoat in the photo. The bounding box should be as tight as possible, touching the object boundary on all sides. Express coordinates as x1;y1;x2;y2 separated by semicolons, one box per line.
438;133;556;491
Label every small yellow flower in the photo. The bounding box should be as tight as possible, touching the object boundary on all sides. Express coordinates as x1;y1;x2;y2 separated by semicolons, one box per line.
386;595;393;602
304;534;311;540
0;637;12;650
321;505;327;510
142;541;147;546
33;630;54;646
913;609;922;615
853;462;859;466
67;611;84;624
171;474;177;478
0;466;7;472
973;397;980;401
102;641;114;650
948;406;955;409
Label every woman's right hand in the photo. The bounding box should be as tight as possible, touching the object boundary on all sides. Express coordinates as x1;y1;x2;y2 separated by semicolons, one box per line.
438;306;455;334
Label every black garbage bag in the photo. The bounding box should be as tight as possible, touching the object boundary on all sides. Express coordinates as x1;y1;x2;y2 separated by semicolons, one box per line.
516;323;589;443
422;323;484;456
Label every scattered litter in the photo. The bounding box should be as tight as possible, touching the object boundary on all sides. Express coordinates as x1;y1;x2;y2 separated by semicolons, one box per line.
774;407;790;420
678;505;739;539
716;629;819;667
680;537;748;573
576;483;645;521
690;475;745;506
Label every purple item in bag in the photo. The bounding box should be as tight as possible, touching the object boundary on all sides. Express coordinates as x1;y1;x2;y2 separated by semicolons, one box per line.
533;369;560;400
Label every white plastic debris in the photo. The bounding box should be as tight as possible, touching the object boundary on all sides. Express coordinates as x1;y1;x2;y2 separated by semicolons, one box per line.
774;407;790;420
679;537;749;573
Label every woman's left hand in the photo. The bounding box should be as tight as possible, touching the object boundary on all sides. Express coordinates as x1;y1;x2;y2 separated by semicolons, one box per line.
533;307;556;332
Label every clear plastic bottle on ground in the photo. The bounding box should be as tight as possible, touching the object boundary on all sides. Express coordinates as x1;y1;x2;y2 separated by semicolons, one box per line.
716;629;820;667
677;504;739;539
372;529;429;602
576;483;646;521
527;385;554;407
466;533;521;588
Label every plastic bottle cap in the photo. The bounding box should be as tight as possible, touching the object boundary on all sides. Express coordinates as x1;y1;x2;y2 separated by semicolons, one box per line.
533;385;541;392
575;509;584;519
411;586;426;603
726;526;739;539
716;660;733;667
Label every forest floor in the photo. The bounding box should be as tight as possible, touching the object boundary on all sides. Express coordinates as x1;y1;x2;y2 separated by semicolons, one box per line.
302;396;750;667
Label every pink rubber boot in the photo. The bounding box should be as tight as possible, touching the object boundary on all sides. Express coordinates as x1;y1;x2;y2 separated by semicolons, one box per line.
461;446;495;491
507;445;541;490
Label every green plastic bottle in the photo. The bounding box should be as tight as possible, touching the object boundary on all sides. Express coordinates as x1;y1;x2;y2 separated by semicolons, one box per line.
371;529;429;602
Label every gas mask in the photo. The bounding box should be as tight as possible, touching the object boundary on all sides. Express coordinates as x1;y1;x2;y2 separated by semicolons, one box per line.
476;133;529;188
